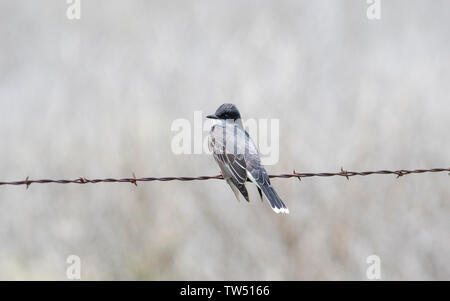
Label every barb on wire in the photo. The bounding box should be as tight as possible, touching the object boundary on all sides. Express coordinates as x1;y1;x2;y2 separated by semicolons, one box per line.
0;167;449;188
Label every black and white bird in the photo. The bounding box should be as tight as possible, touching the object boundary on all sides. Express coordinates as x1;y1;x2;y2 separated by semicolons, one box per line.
207;103;289;214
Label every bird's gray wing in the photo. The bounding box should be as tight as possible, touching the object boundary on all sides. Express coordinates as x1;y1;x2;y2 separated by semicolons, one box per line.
244;132;289;214
209;124;249;201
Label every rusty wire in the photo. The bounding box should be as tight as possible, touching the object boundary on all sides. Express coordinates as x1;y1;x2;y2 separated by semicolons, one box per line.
0;168;448;189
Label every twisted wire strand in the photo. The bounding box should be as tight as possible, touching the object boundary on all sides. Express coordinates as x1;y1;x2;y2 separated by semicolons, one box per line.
0;168;448;188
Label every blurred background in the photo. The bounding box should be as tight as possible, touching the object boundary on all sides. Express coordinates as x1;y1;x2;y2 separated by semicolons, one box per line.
0;0;449;280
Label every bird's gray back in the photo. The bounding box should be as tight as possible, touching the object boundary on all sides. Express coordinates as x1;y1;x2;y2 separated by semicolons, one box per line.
208;123;260;182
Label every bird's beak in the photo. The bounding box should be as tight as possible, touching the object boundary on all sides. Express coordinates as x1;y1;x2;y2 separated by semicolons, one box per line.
206;114;218;119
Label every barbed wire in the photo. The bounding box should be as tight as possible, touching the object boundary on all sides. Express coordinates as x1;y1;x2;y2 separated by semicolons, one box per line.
0;167;449;188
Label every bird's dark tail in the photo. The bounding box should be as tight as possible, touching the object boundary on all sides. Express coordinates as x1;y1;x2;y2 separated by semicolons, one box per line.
259;183;289;214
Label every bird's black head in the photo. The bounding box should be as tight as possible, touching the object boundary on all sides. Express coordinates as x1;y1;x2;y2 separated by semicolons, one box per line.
207;103;241;120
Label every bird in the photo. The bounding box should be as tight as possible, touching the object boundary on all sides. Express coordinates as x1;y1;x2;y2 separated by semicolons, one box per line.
207;103;289;214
